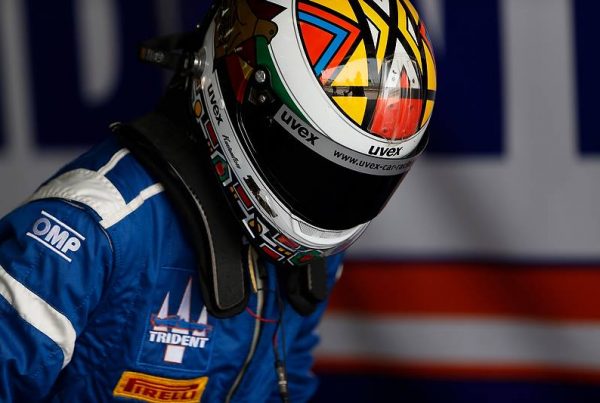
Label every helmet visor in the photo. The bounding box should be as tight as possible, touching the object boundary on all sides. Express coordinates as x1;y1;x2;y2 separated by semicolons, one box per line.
214;58;426;231
239;107;414;230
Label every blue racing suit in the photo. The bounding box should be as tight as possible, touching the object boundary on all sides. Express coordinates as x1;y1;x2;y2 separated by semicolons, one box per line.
0;136;342;402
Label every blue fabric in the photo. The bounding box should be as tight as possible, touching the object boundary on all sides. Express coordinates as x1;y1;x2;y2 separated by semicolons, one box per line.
0;136;343;402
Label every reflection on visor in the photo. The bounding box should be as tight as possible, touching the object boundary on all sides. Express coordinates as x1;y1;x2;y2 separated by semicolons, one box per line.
370;55;424;141
321;53;425;142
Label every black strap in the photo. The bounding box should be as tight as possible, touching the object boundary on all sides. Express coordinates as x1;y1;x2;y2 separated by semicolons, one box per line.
114;113;249;318
280;259;328;316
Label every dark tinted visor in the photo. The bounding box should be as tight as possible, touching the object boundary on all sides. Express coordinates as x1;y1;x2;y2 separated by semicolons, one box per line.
217;62;424;230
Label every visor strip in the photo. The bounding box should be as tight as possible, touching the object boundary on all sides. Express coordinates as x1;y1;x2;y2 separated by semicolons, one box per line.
274;104;422;176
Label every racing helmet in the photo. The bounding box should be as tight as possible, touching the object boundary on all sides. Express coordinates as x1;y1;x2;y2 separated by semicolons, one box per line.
191;0;437;266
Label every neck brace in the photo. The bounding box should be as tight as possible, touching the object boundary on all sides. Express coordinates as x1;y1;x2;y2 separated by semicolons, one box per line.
115;111;249;318
115;106;329;318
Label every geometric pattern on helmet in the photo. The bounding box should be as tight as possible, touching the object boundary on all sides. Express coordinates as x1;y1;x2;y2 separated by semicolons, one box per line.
192;81;324;267
297;0;437;140
297;3;361;81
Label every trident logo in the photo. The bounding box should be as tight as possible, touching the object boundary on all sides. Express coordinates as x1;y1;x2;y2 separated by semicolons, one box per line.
148;277;211;364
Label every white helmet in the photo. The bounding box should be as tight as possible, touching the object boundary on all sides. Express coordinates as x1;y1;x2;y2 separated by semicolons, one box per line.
191;0;437;266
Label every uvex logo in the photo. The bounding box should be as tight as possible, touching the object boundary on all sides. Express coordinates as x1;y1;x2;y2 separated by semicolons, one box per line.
368;145;405;157
26;211;84;263
207;84;223;125
278;109;320;145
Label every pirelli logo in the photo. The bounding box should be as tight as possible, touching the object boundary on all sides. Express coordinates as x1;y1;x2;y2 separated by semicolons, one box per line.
113;371;208;402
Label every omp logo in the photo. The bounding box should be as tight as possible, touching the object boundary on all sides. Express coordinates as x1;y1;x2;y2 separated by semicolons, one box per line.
26;211;84;263
113;371;208;403
148;277;212;364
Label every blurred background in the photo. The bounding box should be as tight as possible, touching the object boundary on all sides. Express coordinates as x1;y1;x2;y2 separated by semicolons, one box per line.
1;0;599;402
